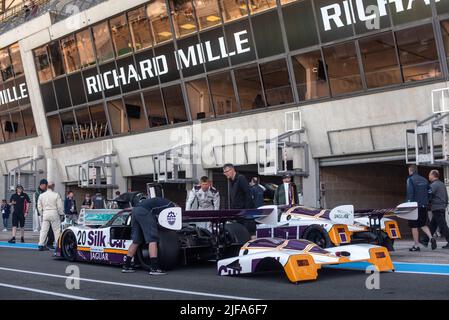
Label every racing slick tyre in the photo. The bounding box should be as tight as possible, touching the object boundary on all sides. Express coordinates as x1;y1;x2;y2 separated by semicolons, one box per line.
137;229;180;271
302;225;332;248
375;231;395;252
224;223;251;257
61;231;78;262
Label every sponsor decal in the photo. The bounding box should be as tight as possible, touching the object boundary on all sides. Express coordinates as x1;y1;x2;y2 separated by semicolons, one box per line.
90;252;109;261
110;239;127;249
167;211;176;226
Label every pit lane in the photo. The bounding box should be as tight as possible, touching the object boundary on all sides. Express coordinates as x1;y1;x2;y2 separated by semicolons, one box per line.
1;246;449;300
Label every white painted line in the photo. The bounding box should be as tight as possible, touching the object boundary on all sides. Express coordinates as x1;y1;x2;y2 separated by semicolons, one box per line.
0;282;94;300
393;270;449;276
0;267;258;300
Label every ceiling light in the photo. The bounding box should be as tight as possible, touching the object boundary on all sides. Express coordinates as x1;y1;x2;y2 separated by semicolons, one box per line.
158;31;172;37
206;15;220;22
180;23;196;30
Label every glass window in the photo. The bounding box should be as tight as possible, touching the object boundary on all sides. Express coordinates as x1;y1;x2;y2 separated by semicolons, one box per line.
199;27;230;71
260;59;293;106
162;85;189;124
390;0;431;26
76;29;96;67
60;110;77;143
22;107;35;136
54;78;72;109
10;111;26;139
323;42;363;95
124;94;149;132
128;7;153;51
185;78;215;120
47;114;64;145
143;89;168;127
396;24;441;82
4;80;18;108
74;107;92;141
68;72;87;106
34;46;52;83
10;43;23;77
92;22;115;63
170;0;197;38
89;103;111;138
0;48;13;82
441;20;449;67
251;10;284;59
280;0;296;4
208;71;238;115
107;99;130;135
314;0;354;44
292;50;330;101
48;41;65;78
1;114;12;142
110;14;133;57
359;33;402;88
353;0;391;35
194;0;221;30
282;0;318;50
225;19;255;65
234;64;265;110
0;115;4;143
60;35;81;73
219;0;248;22
147;0;173;44
40;82;58;112
248;0;276;14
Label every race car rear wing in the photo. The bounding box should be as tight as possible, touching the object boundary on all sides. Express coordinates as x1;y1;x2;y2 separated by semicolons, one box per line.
182;206;277;225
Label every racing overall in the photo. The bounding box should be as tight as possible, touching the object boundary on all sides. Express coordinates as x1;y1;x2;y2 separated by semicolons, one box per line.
37;189;64;247
185;186;220;230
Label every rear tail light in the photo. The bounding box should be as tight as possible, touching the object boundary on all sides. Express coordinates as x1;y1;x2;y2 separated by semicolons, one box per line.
297;259;309;267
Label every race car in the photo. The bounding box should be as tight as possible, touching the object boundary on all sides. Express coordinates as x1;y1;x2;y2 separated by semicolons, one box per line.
55;192;277;271
256;202;418;251
217;238;394;283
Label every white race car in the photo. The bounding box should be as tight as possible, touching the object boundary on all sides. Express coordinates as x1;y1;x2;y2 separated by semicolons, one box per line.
218;238;394;283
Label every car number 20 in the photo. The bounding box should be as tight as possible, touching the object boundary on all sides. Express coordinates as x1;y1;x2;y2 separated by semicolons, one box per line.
77;230;87;246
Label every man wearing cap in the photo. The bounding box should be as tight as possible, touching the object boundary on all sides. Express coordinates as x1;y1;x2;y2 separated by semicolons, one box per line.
35;179;55;249
273;174;299;206
8;185;31;243
37;181;64;251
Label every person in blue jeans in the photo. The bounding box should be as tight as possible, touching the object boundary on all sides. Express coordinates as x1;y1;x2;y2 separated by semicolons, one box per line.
1;199;11;231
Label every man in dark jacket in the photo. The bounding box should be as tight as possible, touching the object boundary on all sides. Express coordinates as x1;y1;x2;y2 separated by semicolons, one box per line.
406;165;436;251
249;177;265;208
273;174;299;206
64;191;77;223
1;199;10;231
35;179;54;249
223;164;255;235
421;170;449;249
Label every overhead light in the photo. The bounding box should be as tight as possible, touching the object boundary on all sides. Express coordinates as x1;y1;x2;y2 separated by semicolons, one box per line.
206;15;220;22
180;23;196;30
158;31;172;37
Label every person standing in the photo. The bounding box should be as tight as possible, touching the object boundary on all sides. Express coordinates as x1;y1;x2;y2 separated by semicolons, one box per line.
1;200;10;232
64;191;77;223
406;165;436;252
423;170;449;249
185;176;220;210
91;192;106;209
35;179;54;249
249;177;266;208
273;174;299;206
8;185;31;243
37;181;64;251
81;193;92;209
122;197;174;275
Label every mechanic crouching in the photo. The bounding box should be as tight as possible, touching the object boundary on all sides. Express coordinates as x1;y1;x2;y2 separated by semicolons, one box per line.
122;197;175;275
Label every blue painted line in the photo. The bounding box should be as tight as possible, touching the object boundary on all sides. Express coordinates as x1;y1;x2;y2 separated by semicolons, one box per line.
0;242;38;250
323;261;449;275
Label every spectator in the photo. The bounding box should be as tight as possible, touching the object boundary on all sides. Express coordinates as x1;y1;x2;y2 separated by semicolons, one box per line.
273;174;299;206
8;185;31;244
91;192;106;209
223;164;255;235
249;177;266;208
421;170;449;249
1;200;11;232
406;165;436;252
81;193;92;209
34;179;55;249
64;191;78;223
37;181;64;251
186;176;220;210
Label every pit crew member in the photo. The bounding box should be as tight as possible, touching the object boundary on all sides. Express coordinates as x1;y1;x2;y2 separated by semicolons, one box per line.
185;176;220;210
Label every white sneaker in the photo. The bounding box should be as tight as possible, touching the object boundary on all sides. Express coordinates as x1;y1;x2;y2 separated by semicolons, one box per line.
2;229;6;232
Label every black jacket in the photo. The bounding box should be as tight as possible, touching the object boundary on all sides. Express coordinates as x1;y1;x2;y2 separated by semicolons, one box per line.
229;174;254;209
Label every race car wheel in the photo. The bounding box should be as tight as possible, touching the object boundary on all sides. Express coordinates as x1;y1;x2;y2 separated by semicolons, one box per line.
61;231;77;262
137;229;180;271
225;223;251;245
302;225;332;248
376;231;395;252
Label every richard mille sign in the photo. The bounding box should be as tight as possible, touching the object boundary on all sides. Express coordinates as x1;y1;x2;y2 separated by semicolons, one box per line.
85;30;251;96
0;82;28;106
320;0;440;31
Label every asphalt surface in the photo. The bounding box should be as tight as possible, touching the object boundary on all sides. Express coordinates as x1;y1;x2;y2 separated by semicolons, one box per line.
1;247;449;300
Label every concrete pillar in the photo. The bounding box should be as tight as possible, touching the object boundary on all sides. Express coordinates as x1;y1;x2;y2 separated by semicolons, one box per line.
301;155;320;208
